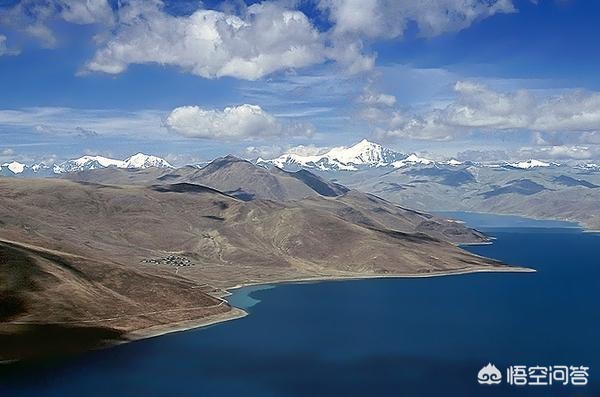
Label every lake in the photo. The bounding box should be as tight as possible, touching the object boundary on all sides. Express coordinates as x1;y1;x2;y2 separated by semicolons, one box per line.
1;213;599;396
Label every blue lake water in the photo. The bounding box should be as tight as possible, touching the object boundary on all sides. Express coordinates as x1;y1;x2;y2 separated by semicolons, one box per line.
1;212;599;396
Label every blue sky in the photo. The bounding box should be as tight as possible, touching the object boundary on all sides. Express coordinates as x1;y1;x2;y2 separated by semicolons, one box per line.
1;0;600;165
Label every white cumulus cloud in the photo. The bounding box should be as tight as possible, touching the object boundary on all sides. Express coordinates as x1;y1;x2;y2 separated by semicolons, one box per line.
1;0;527;80
376;81;600;141
85;1;329;80
519;145;598;160
318;0;516;39
0;0;113;49
59;0;114;25
165;104;315;139
87;0;515;80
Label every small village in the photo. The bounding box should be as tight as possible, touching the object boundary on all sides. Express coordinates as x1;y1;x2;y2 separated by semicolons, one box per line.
141;255;195;267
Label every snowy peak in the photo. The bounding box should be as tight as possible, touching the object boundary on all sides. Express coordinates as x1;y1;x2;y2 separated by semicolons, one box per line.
124;153;172;169
444;159;463;166
508;159;552;169
31;163;50;173
325;139;403;166
258;153;359;171
577;163;600;171
391;154;434;168
1;161;26;174
76;155;126;168
54;155;125;174
257;139;569;173
1;154;172;176
0;161;54;177
258;139;407;171
53;153;172;174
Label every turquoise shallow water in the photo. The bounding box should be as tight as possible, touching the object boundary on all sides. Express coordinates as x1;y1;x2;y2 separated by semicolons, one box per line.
1;213;599;396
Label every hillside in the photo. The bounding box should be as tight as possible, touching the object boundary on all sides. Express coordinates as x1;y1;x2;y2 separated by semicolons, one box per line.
0;175;522;361
254;139;600;230
0;178;507;285
65;155;349;202
61;156;489;244
0;238;235;361
335;164;600;230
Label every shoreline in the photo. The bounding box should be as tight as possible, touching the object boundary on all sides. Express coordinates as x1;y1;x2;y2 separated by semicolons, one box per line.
125;307;248;342
225;265;534;293
126;265;534;342
1;211;544;363
436;210;590;231
456;240;494;246
582;229;600;233
0;265;533;366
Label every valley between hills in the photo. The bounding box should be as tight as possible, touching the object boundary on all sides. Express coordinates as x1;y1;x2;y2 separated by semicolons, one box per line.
0;156;528;362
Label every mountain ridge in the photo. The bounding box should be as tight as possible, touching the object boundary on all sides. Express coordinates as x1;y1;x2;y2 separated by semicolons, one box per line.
2;139;596;178
256;139;408;171
255;139;576;172
58;155;493;245
0;153;173;177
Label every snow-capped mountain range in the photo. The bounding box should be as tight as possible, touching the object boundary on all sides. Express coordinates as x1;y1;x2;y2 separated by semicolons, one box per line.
256;139;567;172
0;153;172;177
1;140;598;178
257;139;407;171
506;159;554;169
0;161;49;177
53;153;172;174
256;139;438;171
577;163;600;171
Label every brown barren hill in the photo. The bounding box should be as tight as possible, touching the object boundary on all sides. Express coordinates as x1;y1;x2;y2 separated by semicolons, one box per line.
0;239;235;362
0;175;528;361
62;156;490;244
64;155;349;201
